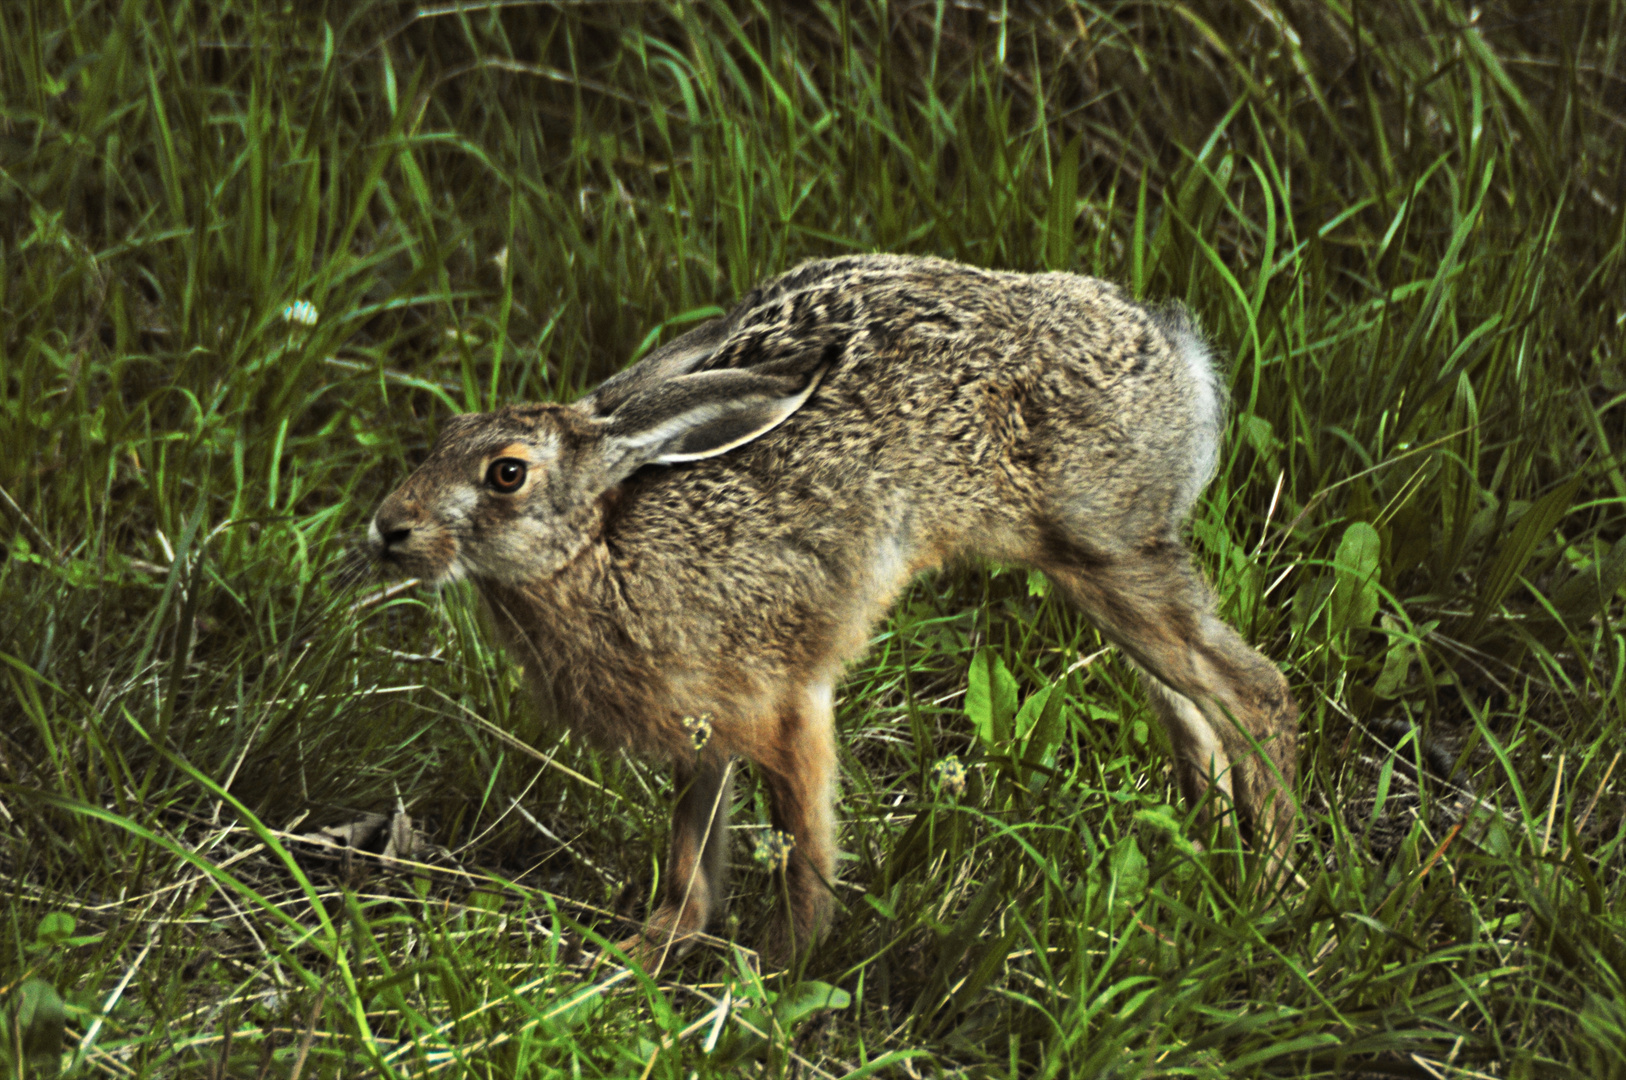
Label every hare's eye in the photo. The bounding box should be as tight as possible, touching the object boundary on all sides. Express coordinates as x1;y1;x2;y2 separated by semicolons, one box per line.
486;458;527;493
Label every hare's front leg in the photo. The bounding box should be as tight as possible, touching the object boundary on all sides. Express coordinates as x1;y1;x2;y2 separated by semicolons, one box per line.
748;682;840;960
624;751;733;968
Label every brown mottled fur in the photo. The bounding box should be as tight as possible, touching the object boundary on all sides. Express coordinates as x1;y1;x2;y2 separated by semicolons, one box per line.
370;254;1299;964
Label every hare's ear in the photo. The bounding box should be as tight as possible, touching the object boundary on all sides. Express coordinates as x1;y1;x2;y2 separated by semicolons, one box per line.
594;365;827;478
580;316;732;417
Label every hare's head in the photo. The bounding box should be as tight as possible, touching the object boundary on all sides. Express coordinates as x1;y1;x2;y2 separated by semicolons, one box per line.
369;349;827;586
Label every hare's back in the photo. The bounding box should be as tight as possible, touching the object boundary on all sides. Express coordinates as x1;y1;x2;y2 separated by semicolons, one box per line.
603;259;1222;645
737;256;1224;524
728;256;1214;433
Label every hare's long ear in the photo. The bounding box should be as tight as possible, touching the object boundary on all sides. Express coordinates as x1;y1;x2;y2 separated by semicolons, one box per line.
580;316;732;417
592;364;827;481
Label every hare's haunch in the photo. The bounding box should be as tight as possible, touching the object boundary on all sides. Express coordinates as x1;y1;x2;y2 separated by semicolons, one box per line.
371;254;1299;962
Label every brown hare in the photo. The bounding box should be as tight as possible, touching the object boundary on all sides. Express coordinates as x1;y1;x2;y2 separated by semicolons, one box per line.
369;253;1299;964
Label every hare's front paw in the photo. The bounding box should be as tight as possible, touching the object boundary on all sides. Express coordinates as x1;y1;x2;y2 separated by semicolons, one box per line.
615;902;705;973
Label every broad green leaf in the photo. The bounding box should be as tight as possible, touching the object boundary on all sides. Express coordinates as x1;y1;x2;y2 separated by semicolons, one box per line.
1329;521;1382;633
775;981;851;1026
1291;575;1333;634
1017;685;1067;786
1109;837;1148;909
1013;685;1051;741
34;912;75;944
1134;805;1199;856
966;648;1018;747
1242;413;1282;457
13;978;66;1061
1373;614;1413;698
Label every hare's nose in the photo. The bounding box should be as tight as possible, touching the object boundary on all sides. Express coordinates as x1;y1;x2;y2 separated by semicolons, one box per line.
369;515;414;555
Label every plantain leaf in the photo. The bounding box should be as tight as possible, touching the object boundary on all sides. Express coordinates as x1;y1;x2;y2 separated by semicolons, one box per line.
966;648;1018;747
1013;685;1050;742
1373;614;1414;699
1019;684;1068;787
12;978;66;1064
1329;522;1382;634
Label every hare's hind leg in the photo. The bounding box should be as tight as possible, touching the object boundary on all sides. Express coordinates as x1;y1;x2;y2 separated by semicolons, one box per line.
1039;534;1298;867
1135;669;1237;820
626;752;733;968
744;680;840;962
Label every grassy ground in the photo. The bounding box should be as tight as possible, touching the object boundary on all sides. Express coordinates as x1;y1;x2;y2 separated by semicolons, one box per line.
3;0;1626;1075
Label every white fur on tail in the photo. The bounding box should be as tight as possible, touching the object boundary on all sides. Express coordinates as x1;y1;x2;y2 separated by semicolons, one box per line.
1174;326;1225;518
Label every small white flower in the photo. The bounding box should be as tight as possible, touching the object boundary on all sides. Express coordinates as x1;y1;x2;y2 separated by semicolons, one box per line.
751;829;795;873
681;712;713;752
931;755;967;798
282;299;318;327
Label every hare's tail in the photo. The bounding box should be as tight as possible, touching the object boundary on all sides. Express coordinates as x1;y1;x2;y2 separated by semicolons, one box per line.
1148;303;1227;520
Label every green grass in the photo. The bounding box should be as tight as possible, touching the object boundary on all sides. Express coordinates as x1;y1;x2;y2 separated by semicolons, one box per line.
3;0;1626;1075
